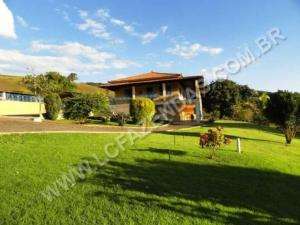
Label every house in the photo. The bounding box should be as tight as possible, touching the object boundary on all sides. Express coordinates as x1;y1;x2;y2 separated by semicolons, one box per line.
101;71;204;122
0;74;102;116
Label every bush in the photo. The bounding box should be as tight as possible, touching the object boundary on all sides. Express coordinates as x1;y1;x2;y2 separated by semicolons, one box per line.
199;126;230;149
130;97;155;126
199;126;231;158
63;93;109;123
44;93;62;120
284;118;297;144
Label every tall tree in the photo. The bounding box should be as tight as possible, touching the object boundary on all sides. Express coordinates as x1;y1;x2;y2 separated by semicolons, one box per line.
204;80;241;118
265;91;298;144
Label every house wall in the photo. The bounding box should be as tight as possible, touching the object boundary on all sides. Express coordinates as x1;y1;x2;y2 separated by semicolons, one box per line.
0;101;45;116
114;81;182;99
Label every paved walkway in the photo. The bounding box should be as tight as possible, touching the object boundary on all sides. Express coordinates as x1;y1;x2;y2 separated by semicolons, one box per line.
0;117;195;134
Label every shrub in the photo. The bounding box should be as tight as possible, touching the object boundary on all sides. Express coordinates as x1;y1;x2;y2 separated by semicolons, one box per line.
44;93;62;120
199;126;229;149
199;127;231;158
63;93;109;123
284;118;297;144
130;97;155;126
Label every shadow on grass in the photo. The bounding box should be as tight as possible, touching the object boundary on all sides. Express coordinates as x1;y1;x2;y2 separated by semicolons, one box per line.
154;131;283;144
82;159;300;225
132;147;187;156
204;122;282;135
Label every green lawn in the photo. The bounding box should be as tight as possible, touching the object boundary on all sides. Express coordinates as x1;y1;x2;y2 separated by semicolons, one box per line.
0;121;299;225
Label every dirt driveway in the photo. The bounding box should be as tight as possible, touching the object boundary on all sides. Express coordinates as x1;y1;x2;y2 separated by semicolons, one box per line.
0;117;194;134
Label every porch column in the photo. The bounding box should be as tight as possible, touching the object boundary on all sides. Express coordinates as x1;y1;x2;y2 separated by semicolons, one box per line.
195;79;203;121
132;86;136;99
162;83;166;100
2;92;6;101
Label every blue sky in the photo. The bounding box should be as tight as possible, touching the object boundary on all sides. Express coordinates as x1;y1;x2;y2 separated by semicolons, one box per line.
0;0;299;91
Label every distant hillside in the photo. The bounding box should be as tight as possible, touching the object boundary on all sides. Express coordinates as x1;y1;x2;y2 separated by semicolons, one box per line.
0;74;105;95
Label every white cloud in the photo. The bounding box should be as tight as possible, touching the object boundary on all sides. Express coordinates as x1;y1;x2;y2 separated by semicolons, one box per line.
0;0;17;39
96;8;110;20
160;26;168;34
30;41;115;62
110;18;125;26
0;41;139;77
78;10;88;18
16;16;28;27
16;15;40;30
55;8;71;22
77;11;123;44
141;32;158;44
140;26;168;44
80;8;167;44
78;18;110;40
105;12;137;35
156;61;174;68
167;42;223;59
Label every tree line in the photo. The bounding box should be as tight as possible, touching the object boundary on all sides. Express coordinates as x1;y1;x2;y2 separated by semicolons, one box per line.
203;79;299;144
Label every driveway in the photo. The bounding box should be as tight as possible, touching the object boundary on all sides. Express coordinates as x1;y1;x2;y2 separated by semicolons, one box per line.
0;117;196;134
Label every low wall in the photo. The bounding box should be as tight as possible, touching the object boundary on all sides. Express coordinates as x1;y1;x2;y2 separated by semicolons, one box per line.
110;103;130;114
0;101;45;116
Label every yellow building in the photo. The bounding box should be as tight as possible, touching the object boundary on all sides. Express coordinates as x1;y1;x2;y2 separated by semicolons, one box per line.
0;75;45;116
0;75;104;116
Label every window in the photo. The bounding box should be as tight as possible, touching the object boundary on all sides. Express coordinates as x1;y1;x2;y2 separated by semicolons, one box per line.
5;93;38;102
124;88;132;98
146;87;155;99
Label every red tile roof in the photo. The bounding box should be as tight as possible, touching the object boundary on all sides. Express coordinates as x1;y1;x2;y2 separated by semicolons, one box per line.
101;71;203;88
108;71;182;84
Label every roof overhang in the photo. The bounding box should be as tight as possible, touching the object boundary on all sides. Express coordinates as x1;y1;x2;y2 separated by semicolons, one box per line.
101;75;204;89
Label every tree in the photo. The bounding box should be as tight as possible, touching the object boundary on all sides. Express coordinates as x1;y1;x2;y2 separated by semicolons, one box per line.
258;92;270;110
23;71;76;120
23;71;76;97
239;85;256;101
67;73;78;82
204;80;241;118
44;93;62;120
63;93;109;123
265;91;298;144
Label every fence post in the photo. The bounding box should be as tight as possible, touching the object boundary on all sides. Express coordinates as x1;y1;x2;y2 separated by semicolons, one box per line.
237;138;241;154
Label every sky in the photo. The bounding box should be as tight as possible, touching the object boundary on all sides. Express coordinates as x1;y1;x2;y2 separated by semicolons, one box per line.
0;0;299;92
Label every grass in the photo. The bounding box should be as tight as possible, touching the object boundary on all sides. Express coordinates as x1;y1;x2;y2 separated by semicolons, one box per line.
0;120;299;225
